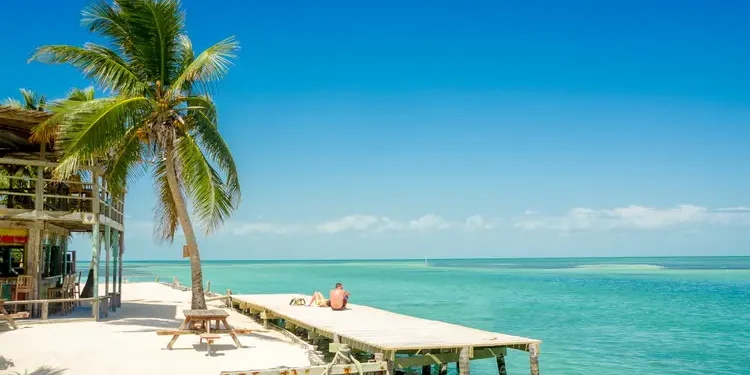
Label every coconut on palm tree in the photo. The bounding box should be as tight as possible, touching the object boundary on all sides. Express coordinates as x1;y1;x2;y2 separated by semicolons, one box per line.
30;0;241;309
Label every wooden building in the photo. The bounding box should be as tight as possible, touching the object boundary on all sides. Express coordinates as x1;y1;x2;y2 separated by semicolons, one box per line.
0;105;124;315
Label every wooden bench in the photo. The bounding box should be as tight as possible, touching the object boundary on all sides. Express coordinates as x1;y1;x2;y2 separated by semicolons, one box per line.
156;328;254;336
0;300;18;329
156;329;195;336
200;333;221;356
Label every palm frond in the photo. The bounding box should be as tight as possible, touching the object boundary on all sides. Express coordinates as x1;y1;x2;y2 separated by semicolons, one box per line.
175;133;235;234
66;86;96;102
101;127;147;194
184;95;240;202
2;98;22;108
174;34;194;93
82;0;135;54
152;157;180;243
124;0;185;85
31;87;97;144
56;96;151;158
10;89;46;111
30;44;148;95
170;36;239;97
53;155;96;181
21;89;36;109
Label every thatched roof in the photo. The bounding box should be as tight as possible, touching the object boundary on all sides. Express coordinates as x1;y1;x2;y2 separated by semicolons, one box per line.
0;105;52;159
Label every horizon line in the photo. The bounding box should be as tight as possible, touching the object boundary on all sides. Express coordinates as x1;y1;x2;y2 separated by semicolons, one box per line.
75;254;750;262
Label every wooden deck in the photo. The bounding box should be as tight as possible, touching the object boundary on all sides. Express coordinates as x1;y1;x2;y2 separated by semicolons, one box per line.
232;293;541;368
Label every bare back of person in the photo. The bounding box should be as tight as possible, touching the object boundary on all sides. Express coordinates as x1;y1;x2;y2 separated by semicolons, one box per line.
328;283;349;310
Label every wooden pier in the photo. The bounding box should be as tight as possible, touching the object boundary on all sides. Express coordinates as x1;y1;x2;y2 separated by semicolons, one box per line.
229;293;542;375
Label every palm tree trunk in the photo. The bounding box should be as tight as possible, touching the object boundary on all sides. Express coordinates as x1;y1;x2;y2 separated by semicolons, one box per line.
164;144;207;310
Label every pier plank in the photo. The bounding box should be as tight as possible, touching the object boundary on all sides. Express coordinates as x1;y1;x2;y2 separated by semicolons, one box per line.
232;294;541;353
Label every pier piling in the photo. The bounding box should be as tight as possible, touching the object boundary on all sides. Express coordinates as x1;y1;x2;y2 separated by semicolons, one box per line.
496;354;507;375
529;343;540;375
459;347;470;375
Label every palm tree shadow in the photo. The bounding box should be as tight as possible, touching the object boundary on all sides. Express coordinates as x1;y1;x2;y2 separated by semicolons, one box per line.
6;366;67;375
28;367;66;375
0;356;15;370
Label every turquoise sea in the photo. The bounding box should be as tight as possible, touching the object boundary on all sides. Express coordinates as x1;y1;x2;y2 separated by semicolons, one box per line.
83;257;750;375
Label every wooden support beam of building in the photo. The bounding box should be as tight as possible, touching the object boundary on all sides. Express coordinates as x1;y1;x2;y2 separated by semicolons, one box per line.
112;229;119;306
394;348;507;369
0;157;60;168
90;170;101;299
118;228;124;297
104;225;111;296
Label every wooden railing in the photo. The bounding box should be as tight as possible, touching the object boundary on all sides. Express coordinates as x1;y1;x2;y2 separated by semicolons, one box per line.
2;294;114;321
0;159;124;224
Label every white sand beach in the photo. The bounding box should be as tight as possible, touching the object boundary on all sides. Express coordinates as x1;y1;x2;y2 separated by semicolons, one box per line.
0;282;310;375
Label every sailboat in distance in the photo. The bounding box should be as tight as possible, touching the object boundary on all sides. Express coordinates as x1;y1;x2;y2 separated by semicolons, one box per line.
424;256;428;266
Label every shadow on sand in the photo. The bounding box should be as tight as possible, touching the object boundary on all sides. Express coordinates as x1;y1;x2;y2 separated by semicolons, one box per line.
0;356;15;370
0;364;67;375
101;302;182;329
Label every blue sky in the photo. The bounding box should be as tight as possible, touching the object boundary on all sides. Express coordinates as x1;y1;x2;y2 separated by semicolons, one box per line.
2;0;750;259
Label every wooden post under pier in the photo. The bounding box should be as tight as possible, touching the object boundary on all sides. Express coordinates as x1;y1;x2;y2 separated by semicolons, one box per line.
496;354;507;375
529;343;540;375
438;364;447;375
459;347;470;375
374;353;386;375
422;365;431;375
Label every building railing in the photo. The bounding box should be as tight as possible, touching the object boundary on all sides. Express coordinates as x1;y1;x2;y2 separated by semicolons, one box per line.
0;159;123;224
3;294;115;321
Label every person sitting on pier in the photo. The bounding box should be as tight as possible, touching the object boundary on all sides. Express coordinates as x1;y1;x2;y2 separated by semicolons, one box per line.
328;282;349;311
308;282;350;310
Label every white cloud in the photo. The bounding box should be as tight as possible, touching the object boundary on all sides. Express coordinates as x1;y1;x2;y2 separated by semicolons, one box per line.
224;214;476;236
514;204;750;233
408;214;451;231
317;214;452;234
317;215;382;234
523;210;538;216
465;215;494;230
230;222;292;235
716;206;750;212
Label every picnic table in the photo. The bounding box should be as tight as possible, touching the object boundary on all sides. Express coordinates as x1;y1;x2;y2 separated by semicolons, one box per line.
0;299;17;329
159;309;248;350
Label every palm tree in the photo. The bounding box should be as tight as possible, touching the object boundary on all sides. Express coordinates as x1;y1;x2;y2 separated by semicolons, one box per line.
3;88;47;111
30;0;241;309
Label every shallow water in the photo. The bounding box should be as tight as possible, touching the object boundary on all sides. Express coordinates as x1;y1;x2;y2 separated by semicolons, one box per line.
82;257;750;375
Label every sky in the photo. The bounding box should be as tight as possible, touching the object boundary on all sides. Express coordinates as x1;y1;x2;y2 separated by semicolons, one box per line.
2;0;750;260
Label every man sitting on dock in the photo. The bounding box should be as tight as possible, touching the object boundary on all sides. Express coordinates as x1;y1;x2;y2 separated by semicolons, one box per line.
308;282;350;310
